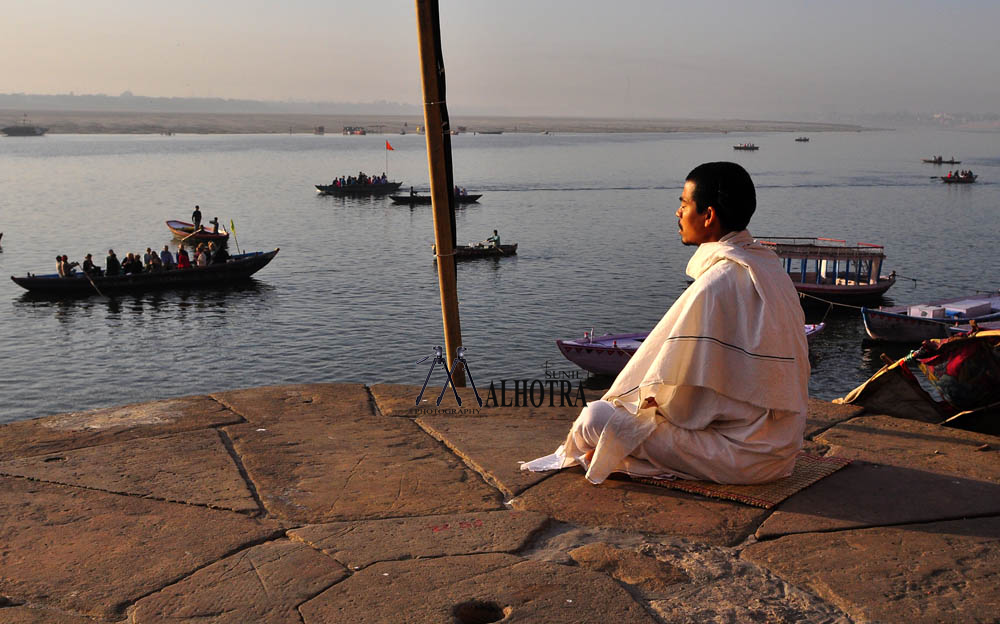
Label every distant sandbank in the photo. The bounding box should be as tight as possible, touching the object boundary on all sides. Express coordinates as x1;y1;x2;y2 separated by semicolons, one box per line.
0;110;866;135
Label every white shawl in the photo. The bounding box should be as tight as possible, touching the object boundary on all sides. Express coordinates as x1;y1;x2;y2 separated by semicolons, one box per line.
604;230;809;416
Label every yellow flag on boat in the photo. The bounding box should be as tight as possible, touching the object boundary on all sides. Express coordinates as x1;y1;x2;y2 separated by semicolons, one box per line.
230;219;236;234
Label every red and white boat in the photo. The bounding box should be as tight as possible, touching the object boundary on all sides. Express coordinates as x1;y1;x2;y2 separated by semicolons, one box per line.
557;324;825;376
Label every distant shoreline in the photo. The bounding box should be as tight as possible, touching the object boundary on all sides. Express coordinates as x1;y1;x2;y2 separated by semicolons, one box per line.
0;110;867;135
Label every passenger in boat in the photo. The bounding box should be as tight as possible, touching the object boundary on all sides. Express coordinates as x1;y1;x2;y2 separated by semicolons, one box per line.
106;250;121;277
160;245;175;270
143;248;155;271
149;253;163;272
524;161;810;485
211;241;230;264
176;245;192;269
209;217;220;234
82;254;102;277
121;253;140;275
194;244;209;267
57;255;79;278
192;205;202;231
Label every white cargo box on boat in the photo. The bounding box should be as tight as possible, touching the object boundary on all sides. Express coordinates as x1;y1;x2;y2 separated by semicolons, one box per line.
909;305;946;319
943;300;993;318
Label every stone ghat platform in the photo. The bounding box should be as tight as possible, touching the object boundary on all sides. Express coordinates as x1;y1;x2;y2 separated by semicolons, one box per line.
1;383;998;623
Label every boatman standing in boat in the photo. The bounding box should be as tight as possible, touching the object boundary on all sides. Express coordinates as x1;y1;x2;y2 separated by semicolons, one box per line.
523;162;810;485
192;205;202;231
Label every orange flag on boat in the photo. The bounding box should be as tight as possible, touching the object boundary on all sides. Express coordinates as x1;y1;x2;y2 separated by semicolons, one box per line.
385;140;394;151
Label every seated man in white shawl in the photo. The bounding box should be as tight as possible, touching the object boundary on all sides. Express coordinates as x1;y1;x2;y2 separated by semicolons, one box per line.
523;162;810;485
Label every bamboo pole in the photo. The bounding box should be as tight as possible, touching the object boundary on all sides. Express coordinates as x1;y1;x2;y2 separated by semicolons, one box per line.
414;0;465;386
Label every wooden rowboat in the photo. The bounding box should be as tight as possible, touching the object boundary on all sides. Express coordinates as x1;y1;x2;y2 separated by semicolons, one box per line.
389;194;482;205
432;243;517;260
166;220;230;242
941;175;977;184
10;249;279;296
557;324;825;376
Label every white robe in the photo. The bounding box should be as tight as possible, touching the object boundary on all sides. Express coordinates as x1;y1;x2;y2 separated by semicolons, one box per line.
523;230;810;484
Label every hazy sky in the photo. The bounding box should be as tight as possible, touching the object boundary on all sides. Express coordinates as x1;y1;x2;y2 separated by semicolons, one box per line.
2;0;998;118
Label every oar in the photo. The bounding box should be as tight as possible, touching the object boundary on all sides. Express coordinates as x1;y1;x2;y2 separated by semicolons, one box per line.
80;269;107;298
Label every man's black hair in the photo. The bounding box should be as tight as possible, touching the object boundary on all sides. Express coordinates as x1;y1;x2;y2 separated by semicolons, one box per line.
685;162;756;232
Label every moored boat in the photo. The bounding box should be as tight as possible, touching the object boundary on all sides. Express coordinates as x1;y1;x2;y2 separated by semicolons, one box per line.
557;324;825;376
733;143;759;150
862;292;1000;342
432;243;517;260
10;249;279;296
389;193;482;205
315;181;402;196
755;237;895;303
166;220;230;242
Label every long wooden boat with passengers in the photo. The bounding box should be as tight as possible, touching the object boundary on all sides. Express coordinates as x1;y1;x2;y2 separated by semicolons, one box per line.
557;324;825;376
755;237;895;303
941;174;977;184
166;219;230;242
10;249;279;296
922;158;960;164
315;181;402;196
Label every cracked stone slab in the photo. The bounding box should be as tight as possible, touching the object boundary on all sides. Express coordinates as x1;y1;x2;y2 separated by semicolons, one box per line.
225;410;503;523
299;553;657;623
0;606;97;623
804;398;864;439
509;468;767;546
0;476;282;620
817;414;1000;483
756;460;1000;539
212;383;372;426
417;416;574;497
0;395;241;462
0;429;258;513
370;383;598;419
744;516;1000;624
131;539;347;624
523;526;851;623
288;510;549;569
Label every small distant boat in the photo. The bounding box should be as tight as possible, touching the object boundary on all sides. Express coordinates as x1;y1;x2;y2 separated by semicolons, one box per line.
941;174;977;184
922;157;960;164
862;293;1000;342
733;144;759;151
342;126;366;135
795;137;810;142
10;250;279;296
477;130;503;135
389;193;482;205
166;220;230;242
315;181;402;196
432;243;517;260
756;237;895;303
2;114;47;137
557;324;825;376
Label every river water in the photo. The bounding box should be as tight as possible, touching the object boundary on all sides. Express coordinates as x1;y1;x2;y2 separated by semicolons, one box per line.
1;128;997;424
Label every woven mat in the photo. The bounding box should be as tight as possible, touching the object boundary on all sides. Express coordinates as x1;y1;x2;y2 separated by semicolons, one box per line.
629;453;851;509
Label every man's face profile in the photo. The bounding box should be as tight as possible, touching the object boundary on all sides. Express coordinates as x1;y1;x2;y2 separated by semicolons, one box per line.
676;180;716;246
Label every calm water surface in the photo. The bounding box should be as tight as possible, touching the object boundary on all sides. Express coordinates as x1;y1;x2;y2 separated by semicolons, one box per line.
1;129;998;424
